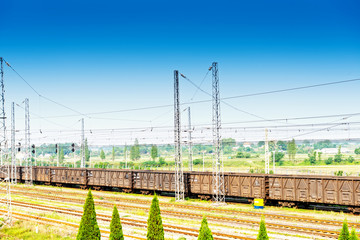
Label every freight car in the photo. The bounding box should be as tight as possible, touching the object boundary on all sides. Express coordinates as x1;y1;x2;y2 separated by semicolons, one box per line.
6;166;360;213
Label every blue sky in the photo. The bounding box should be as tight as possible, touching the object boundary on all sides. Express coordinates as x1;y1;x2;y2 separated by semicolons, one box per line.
1;0;360;145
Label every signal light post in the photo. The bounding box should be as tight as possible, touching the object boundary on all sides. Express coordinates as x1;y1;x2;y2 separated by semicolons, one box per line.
31;144;36;166
71;143;75;168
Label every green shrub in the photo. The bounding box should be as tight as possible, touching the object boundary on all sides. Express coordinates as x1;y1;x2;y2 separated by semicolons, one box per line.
110;205;124;240
334;154;342;163
197;216;213;240
236;152;244;158
338;219;349;240
257;217;269;240
147;194;164;240
325;157;333;165
335;170;344;176
347;156;354;163
350;228;359;240
158;157;167;166
77;189;100;240
193;159;202;165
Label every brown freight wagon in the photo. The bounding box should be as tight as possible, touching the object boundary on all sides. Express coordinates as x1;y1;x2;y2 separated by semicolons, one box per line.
33;166;51;183
188;171;268;201
87;168;132;191
268;174;360;213
132;170;178;194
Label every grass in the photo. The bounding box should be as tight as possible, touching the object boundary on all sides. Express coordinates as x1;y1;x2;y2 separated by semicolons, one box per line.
0;220;75;240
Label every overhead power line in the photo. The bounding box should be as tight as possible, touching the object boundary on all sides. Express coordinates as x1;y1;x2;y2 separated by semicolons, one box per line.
180;72;284;122
222;78;360;100
4;58;360;120
30;77;360;119
4;59;90;118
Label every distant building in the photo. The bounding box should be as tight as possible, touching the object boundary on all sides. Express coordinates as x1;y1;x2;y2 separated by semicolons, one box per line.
320;148;351;154
243;142;252;148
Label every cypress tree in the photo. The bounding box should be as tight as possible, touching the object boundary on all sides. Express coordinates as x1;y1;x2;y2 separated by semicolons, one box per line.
197;216;214;240
257;217;269;240
147;194;164;240
339;219;350;240
350;228;359;240
110;205;124;240
77;189;101;240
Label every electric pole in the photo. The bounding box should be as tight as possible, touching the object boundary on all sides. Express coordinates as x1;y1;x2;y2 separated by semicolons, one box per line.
265;128;270;174
57;143;60;167
81;118;85;168
0;57;11;226
24;98;32;185
11;102;16;184
187;107;193;171
125;142;127;169
212;62;225;205
174;70;184;201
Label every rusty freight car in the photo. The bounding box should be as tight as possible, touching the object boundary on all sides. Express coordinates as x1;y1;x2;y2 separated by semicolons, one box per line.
268;174;360;213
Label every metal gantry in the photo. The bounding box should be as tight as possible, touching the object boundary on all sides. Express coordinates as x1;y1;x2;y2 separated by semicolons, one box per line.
187;107;193;171
24;98;32;185
211;62;225;205
174;70;184;201
0;57;11;226
11;102;16;184
81;118;85;168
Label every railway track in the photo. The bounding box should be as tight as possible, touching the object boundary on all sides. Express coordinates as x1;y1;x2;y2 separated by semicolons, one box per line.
0;209;145;240
7;189;341;239
9;186;359;229
6;199;254;240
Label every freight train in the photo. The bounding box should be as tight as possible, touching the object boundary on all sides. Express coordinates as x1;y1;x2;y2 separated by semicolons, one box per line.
3;166;360;213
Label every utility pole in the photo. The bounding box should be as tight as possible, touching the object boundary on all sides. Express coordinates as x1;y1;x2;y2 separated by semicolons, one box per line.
11;102;16;184
0;57;11;226
212;62;225;205
273;140;277;174
57;143;60;167
187;107;193;171
265;128;270;174
273;150;276;174
81;118;85;168
24;98;32;185
202;151;205;172
125;143;127;169
174;70;184;201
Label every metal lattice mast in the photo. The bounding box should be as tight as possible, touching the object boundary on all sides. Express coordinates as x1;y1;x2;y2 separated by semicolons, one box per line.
24;98;32;185
11;102;16;184
0;57;11;227
81;118;85;168
212;62;225;204
187;107;193;171
264;128;270;174
174;70;184;201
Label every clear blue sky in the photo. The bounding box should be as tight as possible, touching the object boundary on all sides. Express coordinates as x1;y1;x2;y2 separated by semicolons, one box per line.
1;0;360;145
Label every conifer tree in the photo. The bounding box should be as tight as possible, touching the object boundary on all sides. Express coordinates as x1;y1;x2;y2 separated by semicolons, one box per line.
257;217;269;240
147;194;164;240
77;189;101;240
339;219;350;240
350;228;359;240
110;205;124;240
197;216;214;240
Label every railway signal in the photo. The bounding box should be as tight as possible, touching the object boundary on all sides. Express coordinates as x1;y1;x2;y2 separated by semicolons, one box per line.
31;144;35;154
17;142;21;152
55;144;58;153
71;143;75;152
